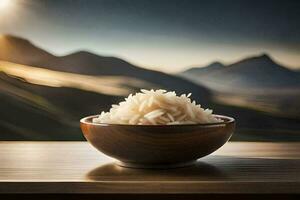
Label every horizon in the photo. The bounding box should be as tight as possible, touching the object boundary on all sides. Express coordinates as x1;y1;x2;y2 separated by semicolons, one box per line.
0;0;299;73
1;33;298;74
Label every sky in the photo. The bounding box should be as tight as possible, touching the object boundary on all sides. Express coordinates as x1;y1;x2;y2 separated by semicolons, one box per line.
0;0;299;73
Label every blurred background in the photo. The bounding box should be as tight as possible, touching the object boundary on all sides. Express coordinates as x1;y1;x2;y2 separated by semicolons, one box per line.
0;0;299;141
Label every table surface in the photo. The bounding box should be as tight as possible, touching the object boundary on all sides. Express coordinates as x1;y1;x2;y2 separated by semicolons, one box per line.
0;141;299;194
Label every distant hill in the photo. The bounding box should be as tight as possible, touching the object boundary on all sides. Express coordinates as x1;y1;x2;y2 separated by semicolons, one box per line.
182;62;224;77
180;54;300;89
0;35;54;65
0;34;211;106
179;54;300;120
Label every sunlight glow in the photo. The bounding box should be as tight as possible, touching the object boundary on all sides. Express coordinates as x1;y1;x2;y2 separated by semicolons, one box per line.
0;61;153;96
0;0;12;10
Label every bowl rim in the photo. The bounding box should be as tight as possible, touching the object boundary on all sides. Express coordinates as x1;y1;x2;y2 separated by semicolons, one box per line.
80;114;235;127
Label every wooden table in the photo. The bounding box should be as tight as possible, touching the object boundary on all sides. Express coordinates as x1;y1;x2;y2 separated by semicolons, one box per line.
0;142;299;199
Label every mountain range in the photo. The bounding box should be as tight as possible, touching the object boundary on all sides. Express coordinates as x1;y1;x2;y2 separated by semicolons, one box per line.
180;54;300;89
180;54;300;118
0;34;210;140
1;34;300;141
0;35;211;103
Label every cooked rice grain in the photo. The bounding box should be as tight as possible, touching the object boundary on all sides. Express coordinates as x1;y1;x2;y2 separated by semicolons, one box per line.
92;89;222;125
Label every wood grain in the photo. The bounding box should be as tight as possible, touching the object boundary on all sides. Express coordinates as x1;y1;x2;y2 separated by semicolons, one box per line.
0;142;299;193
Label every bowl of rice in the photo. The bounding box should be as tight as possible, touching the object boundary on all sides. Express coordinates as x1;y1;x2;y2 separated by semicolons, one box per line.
80;89;235;168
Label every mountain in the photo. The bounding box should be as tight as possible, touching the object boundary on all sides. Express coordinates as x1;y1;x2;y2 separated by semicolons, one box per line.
182;62;224;76
179;54;300;119
0;34;211;106
215;54;300;88
180;54;300;89
0;35;54;66
0;34;212;140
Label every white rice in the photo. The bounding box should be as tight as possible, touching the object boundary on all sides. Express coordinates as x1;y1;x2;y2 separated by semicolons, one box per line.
92;89;222;125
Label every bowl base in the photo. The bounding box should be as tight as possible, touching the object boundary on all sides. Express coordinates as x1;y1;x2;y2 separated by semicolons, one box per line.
116;160;197;169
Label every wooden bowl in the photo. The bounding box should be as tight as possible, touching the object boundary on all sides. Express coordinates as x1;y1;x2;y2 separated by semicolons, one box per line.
80;115;235;168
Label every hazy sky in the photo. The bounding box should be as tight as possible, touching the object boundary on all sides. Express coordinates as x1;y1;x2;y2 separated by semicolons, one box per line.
0;0;299;72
